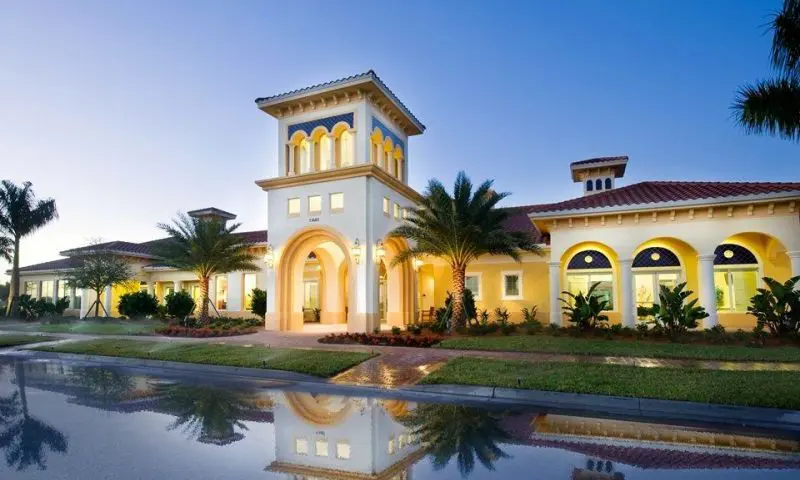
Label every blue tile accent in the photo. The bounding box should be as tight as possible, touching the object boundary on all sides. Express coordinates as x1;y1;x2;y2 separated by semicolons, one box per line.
714;244;758;265
372;117;405;151
567;250;612;270
633;247;681;268
288;112;354;139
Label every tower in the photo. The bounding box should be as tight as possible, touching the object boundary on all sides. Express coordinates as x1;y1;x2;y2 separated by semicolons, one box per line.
255;71;425;332
570;156;628;195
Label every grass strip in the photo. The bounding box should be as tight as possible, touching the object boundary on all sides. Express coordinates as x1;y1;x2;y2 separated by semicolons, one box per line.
437;335;800;362
0;334;56;348
1;320;164;336
422;357;800;410
34;339;373;378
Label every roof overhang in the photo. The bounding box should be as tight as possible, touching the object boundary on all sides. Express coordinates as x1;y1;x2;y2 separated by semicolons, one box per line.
187;207;237;220
570;157;628;182
528;190;800;219
255;164;424;204
255;71;425;136
58;248;158;260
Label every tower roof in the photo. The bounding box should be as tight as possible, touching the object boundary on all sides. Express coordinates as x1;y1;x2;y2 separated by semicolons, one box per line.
255;70;425;136
570;156;628;182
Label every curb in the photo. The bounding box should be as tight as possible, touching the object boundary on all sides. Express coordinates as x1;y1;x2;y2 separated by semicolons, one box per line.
404;384;800;435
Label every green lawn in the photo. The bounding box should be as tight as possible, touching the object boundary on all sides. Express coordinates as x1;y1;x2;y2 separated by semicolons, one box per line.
33;339;373;378
0;334;56;348
1;319;164;336
423;357;800;410
437;335;800;362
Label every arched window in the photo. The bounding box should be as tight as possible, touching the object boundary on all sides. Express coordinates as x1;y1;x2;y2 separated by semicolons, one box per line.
586;180;593;192
604;178;612;190
595;179;603;191
338;130;353;167
632;247;682;308
566;249;614;309
713;244;758;312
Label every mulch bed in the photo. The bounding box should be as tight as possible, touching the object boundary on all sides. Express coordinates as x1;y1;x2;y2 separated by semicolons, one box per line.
318;332;443;348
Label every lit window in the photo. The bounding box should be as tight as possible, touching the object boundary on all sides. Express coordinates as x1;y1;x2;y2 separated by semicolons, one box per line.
308;195;322;214
25;282;37;297
40;280;54;299
315;439;329;457
388;436;396;454
336;441;351;460
243;274;257;309
502;271;522;300
383;197;390;215
57;281;68;300
393;203;400;219
635;272;679;309
465;274;481;300
713;244;759;313
288;197;300;216
215;275;228;310
330;192;344;212
566;250;614;309
402;208;409;219
295;438;309;455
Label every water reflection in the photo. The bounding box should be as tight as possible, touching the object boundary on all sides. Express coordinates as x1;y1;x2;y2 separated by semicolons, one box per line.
0;363;68;471
2;359;800;479
402;404;511;476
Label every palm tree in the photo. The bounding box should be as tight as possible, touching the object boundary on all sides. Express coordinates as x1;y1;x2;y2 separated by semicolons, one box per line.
389;172;542;328
0;362;68;471
402;404;511;477
0;180;58;316
0;235;12;263
156;384;252;445
733;0;800;141
154;213;259;323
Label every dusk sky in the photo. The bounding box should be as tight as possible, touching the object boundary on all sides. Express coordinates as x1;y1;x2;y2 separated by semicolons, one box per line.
0;0;795;281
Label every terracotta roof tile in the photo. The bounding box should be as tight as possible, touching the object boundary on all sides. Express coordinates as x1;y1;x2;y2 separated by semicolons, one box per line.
526;181;800;215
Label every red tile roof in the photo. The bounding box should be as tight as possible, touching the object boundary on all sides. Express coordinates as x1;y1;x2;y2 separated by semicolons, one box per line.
500;206;547;243
18;257;83;273
527;181;800;215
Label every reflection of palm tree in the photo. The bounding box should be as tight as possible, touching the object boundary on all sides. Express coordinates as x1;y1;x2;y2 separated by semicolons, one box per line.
0;362;68;470
70;368;134;408
156;385;252;445
402;404;511;477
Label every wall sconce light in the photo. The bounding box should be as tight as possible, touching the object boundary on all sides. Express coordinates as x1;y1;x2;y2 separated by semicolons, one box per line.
413;258;423;270
351;238;362;264
264;244;274;269
375;241;386;260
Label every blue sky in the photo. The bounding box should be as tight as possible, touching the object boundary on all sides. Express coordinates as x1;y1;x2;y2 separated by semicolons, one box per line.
0;0;794;280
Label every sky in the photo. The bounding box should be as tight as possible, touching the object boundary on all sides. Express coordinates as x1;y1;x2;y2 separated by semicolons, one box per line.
0;0;796;282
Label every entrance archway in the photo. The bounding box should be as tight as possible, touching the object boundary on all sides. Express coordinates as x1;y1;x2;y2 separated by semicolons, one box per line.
378;237;416;327
275;227;354;331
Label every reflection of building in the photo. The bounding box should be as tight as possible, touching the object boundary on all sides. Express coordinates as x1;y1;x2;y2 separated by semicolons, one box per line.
528;414;800;471
267;392;424;479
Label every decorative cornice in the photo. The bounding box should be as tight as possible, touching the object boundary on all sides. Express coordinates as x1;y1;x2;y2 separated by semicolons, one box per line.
254;164;424;203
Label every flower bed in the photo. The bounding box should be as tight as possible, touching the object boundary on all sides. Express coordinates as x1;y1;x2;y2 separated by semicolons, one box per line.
318;333;442;348
156;326;258;338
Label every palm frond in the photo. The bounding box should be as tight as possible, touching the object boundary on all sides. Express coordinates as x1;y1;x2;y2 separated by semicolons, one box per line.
732;77;800;141
771;0;800;77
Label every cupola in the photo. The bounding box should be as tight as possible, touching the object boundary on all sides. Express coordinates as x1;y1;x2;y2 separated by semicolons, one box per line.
570;156;628;196
187;207;237;227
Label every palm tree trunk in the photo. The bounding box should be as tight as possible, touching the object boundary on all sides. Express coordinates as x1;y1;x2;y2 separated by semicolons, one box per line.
199;276;210;324
451;265;466;330
5;235;20;317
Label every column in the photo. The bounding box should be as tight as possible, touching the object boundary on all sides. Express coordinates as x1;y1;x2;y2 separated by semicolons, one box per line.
787;251;800;289
70;285;77;309
173;280;181;292
146;282;155;296
619;258;635;328
208;276;217;309
548;262;561;326
103;285;112;317
80;289;91;318
52;280;60;303
287;144;295;175
375;142;384;168
697;254;718;328
227;272;243;312
307;140;315;172
327;133;336;169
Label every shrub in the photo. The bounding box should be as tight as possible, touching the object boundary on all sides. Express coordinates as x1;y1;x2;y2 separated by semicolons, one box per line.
318;332;442;348
391;326;402;335
642;282;708;340
704;324;732;344
18;294;68;320
747;276;800;336
156;325;257;337
561;282;609;331
462;289;477;324
117;291;159;319
467;321;500;336
373;326;381;334
182;316;263;330
250;288;267;319
165;291;195;319
407;324;422;335
521;305;541;334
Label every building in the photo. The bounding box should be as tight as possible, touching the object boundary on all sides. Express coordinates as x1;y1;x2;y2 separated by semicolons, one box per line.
15;71;800;331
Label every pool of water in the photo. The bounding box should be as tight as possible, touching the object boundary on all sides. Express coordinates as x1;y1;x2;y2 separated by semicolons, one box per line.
0;358;798;479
